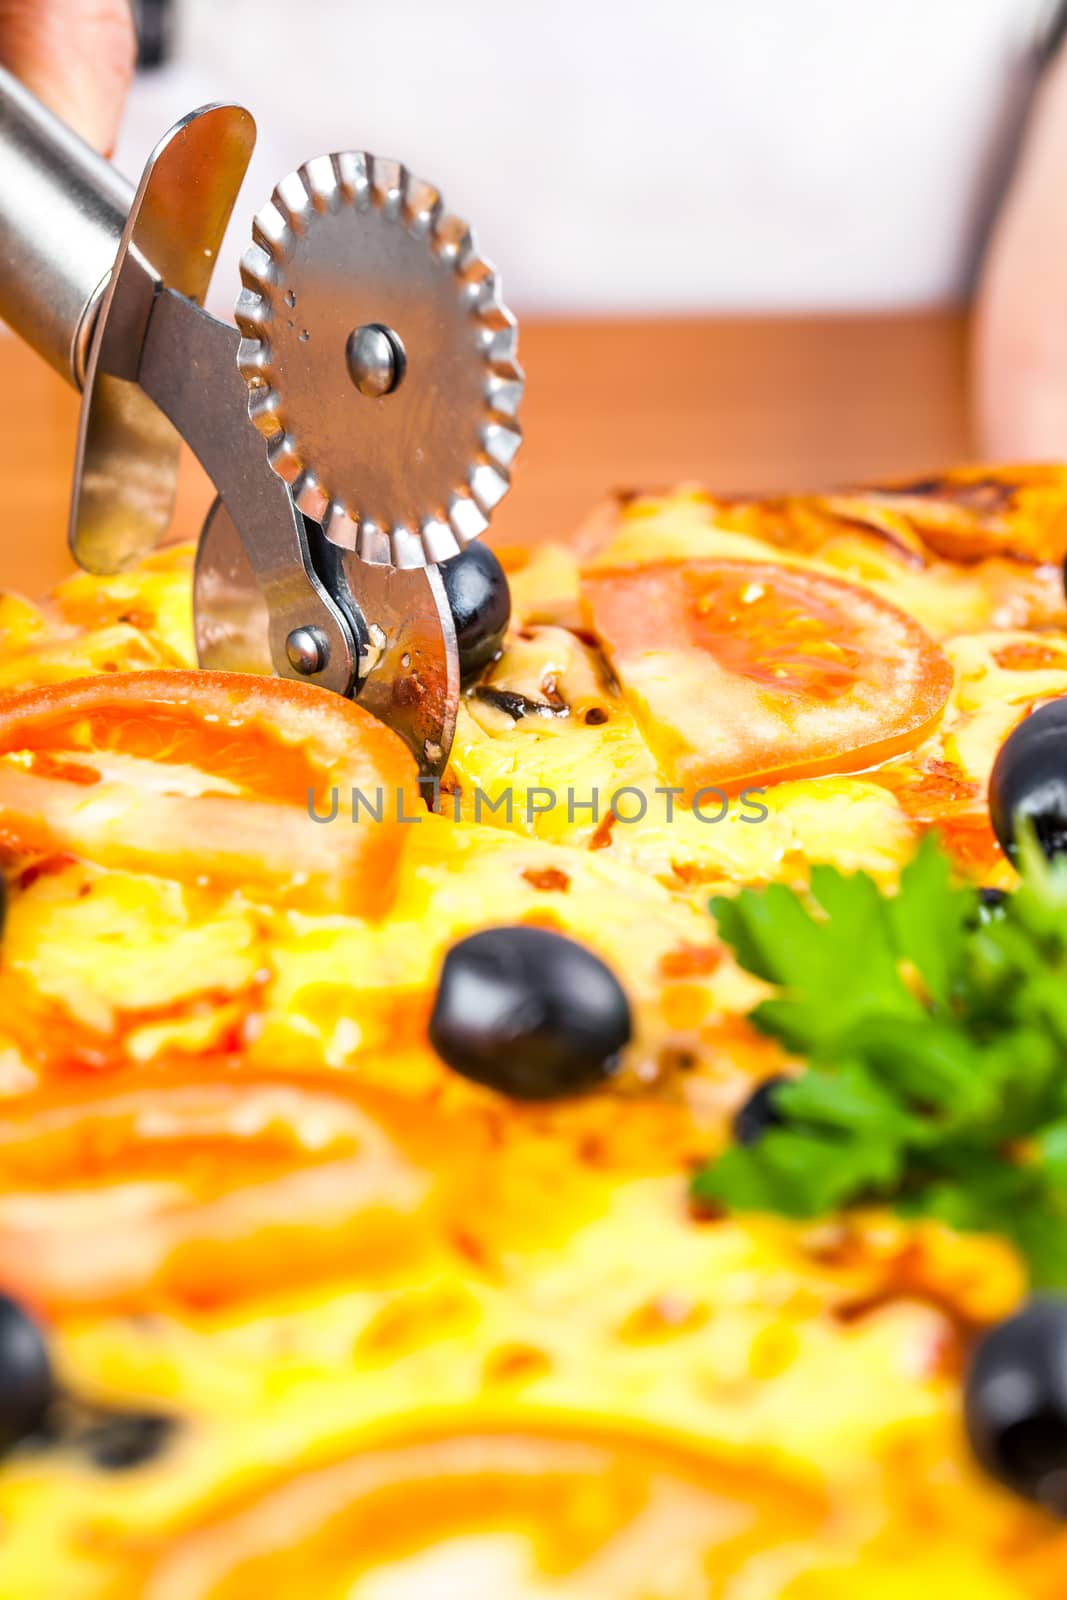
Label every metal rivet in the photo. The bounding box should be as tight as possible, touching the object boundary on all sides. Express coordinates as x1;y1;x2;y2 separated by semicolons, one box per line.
285;626;328;675
346;324;405;398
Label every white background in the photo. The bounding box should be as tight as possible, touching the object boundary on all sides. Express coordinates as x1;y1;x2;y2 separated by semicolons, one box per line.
115;0;1053;316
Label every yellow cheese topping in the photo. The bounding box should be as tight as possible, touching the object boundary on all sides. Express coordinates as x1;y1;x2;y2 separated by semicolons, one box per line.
0;469;1066;1595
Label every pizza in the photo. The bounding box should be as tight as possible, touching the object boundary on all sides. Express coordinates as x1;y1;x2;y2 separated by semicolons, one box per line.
1;466;1067;1595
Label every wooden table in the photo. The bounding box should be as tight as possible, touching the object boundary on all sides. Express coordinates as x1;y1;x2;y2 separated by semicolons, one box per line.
0;310;972;597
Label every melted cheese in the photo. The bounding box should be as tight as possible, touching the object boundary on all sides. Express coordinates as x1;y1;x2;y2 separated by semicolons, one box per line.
0;482;1066;1594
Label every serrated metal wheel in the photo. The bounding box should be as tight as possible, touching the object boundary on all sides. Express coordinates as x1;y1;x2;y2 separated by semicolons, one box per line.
235;152;523;568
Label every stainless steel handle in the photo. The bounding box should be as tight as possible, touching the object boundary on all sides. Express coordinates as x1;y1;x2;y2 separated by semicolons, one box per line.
0;63;132;384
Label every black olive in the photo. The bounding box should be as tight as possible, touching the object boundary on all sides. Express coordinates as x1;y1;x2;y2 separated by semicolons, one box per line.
965;1297;1067;1510
439;542;511;687
975;886;1009;925
0;1295;53;1452
429;925;631;1099
733;1075;790;1147
80;1410;174;1471
989;700;1067;862
473;685;567;721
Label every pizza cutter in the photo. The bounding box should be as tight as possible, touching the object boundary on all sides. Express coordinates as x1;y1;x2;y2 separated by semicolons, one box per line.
0;72;523;773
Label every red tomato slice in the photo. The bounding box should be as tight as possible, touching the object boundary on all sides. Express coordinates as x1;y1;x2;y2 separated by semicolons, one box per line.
582;561;952;793
0;1067;438;1312
0;670;418;913
132;1426;822;1597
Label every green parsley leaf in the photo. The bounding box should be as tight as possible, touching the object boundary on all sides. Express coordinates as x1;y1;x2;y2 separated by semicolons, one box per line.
692;830;1067;1287
886;831;973;1006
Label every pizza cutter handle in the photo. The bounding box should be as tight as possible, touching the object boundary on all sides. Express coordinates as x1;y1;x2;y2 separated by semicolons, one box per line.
0;63;133;386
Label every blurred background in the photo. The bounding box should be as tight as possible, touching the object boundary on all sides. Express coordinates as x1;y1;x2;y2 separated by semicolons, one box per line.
120;0;1046;315
5;0;1067;585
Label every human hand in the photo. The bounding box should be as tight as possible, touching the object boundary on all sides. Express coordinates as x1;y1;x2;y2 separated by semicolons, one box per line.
0;0;136;153
976;44;1067;459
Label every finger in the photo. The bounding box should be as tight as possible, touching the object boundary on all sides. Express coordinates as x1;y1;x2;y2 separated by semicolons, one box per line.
975;46;1067;459
0;0;136;154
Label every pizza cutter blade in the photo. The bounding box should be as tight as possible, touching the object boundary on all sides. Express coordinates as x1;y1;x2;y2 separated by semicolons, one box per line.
0;69;522;774
194;498;460;775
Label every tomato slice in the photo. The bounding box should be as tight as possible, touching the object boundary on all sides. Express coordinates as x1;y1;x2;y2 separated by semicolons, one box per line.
130;1425;823;1598
0;671;418;913
582;560;952;793
0;1067;438;1312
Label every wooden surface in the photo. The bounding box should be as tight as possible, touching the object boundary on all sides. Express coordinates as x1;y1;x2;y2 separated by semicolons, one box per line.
0;310;972;596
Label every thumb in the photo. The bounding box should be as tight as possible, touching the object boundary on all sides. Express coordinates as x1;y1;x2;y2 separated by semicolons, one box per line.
0;0;136;154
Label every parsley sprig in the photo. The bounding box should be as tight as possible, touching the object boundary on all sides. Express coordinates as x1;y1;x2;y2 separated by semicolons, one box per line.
691;833;1067;1287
